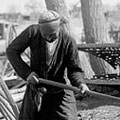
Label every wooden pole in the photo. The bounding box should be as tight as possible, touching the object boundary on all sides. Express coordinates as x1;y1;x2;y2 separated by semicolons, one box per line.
0;95;16;118
0;101;14;120
33;76;120;102
0;104;9;120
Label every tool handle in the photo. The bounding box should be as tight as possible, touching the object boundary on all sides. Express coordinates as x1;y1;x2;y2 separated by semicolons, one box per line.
33;76;120;101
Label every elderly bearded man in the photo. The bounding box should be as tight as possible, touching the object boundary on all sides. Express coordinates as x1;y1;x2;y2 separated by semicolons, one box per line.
6;10;89;120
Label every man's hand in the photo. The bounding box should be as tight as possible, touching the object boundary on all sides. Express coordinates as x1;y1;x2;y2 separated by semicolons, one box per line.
27;72;39;85
79;83;89;94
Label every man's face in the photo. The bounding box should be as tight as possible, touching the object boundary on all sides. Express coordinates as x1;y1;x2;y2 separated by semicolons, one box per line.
40;20;60;43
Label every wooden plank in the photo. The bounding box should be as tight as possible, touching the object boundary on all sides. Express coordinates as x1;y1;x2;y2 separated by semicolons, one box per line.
84;79;120;85
77;43;120;49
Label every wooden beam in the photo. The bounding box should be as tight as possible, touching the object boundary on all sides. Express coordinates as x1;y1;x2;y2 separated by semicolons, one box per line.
77;43;120;49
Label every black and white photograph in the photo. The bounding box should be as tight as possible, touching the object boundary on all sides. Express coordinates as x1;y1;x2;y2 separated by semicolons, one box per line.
0;0;120;120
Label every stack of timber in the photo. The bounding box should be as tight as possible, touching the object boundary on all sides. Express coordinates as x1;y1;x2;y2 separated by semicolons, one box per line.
0;76;26;120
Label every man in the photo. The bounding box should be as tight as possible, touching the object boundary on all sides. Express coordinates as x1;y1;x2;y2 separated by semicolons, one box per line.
6;10;89;120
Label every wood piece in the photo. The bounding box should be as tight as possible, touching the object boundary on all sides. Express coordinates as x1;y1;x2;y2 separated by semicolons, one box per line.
84;79;120;85
0;101;15;120
0;76;19;119
10;86;26;95
0;95;15;119
77;43;120;49
0;104;9;120
12;92;24;103
11;80;26;89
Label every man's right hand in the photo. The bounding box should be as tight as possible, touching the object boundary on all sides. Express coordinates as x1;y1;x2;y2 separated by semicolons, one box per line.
27;72;39;85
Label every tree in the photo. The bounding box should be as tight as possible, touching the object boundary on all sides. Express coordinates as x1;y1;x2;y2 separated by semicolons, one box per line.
116;2;120;10
81;0;116;75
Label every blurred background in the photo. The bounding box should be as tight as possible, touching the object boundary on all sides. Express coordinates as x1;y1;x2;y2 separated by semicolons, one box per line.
0;0;120;47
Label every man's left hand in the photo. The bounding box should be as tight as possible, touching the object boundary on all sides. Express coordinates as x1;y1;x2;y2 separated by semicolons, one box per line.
79;83;89;94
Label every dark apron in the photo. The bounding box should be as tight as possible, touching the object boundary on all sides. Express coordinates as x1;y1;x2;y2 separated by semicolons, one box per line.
19;85;78;120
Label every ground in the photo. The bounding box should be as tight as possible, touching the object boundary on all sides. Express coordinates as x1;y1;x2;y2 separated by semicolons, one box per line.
77;93;120;120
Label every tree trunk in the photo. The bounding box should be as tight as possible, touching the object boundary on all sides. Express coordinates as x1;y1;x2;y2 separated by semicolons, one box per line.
44;0;95;78
81;0;116;75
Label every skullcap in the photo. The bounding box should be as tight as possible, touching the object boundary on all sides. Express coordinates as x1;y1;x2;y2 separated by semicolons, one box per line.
38;10;60;24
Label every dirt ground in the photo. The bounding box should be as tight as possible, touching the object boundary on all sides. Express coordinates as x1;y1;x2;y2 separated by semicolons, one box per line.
77;96;120;120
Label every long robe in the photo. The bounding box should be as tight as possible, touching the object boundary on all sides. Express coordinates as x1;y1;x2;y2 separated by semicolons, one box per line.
6;24;85;120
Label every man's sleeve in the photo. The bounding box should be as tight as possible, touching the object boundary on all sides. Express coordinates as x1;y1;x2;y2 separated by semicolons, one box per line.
66;37;85;87
6;26;33;80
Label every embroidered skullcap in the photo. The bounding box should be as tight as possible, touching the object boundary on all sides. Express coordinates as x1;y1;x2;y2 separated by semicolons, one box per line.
38;10;60;24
